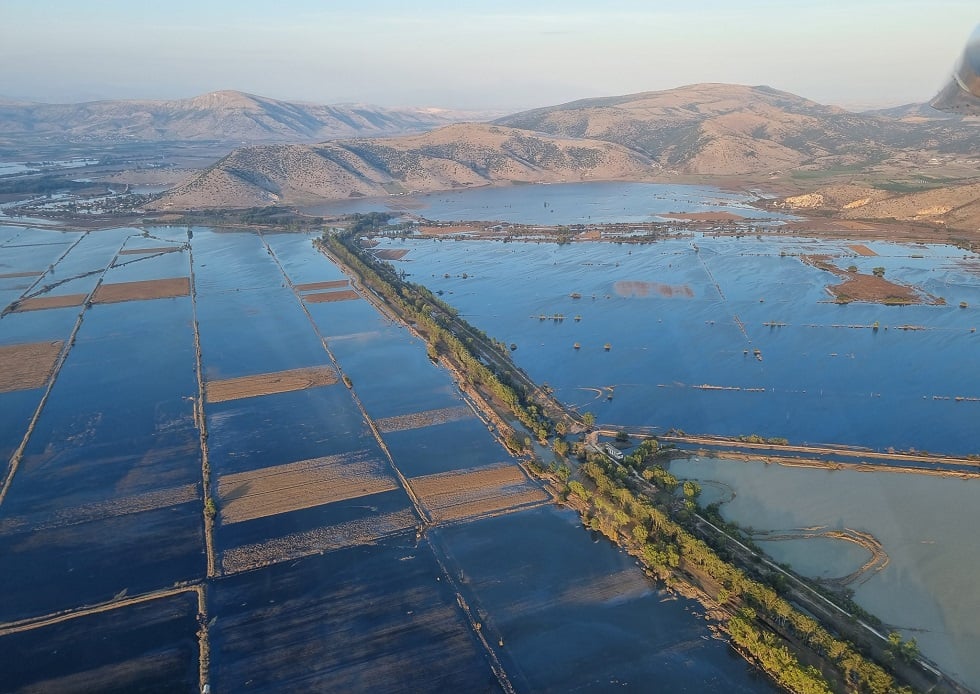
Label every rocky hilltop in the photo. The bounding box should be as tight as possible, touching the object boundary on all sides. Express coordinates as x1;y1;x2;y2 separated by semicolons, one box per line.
0;90;483;143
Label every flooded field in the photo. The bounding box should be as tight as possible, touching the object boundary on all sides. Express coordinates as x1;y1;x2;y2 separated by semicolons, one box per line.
370;216;980;689
384;235;980;455
304;181;791;225
0;223;768;691
671;456;980;689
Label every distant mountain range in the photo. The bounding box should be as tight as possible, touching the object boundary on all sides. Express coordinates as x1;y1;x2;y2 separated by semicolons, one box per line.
148;83;979;223
494;83;976;175
0;90;499;143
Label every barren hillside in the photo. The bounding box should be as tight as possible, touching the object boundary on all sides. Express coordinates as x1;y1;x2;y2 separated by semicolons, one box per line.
147;123;654;210
496;83;978;176
775;181;980;233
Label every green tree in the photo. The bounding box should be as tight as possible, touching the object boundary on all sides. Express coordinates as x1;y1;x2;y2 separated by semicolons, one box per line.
553;438;570;458
582;412;596;429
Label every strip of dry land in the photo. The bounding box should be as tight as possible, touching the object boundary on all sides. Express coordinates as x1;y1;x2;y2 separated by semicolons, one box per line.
117;247;181;255
302;289;360;303
92;277;190;304
0;341;63;392
217;452;397;525
11;293;87;312
205;365;338;403
408;463;549;523
375;405;473;434
800;254;941;305
294;279;350;291
220;508;418;574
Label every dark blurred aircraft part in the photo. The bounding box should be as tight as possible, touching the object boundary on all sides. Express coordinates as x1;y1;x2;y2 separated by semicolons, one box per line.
931;24;980;114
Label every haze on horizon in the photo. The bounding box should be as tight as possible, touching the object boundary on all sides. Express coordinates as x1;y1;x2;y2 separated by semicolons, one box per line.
1;0;975;111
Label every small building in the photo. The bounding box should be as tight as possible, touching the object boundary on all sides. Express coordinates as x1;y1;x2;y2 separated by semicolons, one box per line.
603;443;624;462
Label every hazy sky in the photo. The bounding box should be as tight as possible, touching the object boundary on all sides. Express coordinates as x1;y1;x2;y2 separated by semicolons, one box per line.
1;1;975;110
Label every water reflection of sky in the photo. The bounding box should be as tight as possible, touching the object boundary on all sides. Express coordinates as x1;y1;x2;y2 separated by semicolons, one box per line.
391;235;980;455
305;181;793;225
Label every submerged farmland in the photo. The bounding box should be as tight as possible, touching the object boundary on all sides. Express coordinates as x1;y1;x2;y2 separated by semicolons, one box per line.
0;225;765;692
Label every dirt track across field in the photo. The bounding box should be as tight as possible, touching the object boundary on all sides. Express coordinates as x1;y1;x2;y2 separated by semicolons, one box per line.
205;365;338;403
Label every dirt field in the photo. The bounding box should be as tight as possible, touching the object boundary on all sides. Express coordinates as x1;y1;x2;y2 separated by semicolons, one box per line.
220;509;417;574
373;249;409;260
117;247;181;256
409;463;548;523
217;452;398;525
0;271;42;279
828;275;932;304
800;254;939;305
205;366;338;403
92;277;190;304
375;405;473;434
614;280;694;298
12;293;87;312
847;244;878;257
294;279;349;291
302;289;360;303
0;341;63;393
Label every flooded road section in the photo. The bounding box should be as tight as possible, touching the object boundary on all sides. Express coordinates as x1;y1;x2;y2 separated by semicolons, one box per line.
0;225;766;692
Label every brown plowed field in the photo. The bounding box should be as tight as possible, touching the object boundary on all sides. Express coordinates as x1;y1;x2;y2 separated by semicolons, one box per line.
206;365;338;403
221;508;417;574
373;249;409;260
409;463;548;523
294;279;349;291
0;341;63;392
375;405;473;434
92;277;190;304
217;452;398;525
303;289;360;303
12;293;87;312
